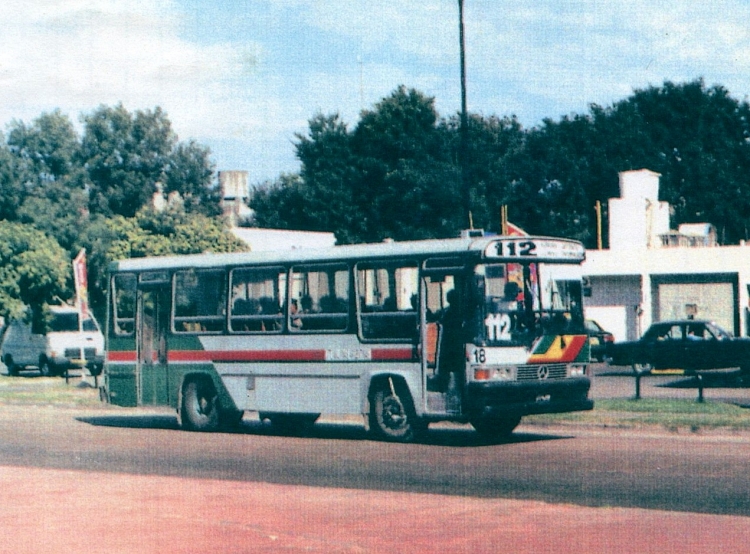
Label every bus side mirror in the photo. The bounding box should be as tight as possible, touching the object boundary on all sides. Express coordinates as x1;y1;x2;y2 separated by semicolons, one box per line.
583;277;592;297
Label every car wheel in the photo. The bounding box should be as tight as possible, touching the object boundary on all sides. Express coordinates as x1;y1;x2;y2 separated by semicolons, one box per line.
180;377;220;432
39;358;55;377
368;378;424;443
3;355;19;376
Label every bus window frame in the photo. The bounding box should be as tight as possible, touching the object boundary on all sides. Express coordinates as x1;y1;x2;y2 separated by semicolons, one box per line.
288;262;350;333
111;273;138;337
171;268;227;334
355;260;419;343
228;266;287;334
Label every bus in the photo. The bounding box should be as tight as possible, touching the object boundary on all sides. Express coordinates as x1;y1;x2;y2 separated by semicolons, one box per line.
103;232;593;442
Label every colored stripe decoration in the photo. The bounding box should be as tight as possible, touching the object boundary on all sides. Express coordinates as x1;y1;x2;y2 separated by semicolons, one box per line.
107;347;414;364
527;335;588;363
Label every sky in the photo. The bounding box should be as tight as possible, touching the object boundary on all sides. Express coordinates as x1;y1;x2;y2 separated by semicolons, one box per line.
3;0;750;185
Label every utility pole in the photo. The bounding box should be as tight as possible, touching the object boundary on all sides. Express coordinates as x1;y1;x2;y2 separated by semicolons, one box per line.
458;0;471;228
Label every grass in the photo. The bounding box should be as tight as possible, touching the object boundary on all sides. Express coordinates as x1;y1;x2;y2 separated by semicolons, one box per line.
0;375;104;409
1;374;750;433
526;398;750;432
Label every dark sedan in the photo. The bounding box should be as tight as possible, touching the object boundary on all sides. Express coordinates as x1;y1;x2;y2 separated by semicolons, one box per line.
605;319;750;373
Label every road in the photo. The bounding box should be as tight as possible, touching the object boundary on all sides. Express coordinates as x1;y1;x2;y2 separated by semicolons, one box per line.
0;401;749;515
1;372;750;552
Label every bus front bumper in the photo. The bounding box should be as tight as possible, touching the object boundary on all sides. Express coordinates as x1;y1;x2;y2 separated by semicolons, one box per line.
466;377;593;418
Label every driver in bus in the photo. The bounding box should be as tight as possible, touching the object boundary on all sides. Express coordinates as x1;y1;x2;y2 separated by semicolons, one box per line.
438;288;465;393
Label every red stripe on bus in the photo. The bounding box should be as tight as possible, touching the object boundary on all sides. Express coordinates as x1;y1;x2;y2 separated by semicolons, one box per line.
108;348;415;363
168;350;327;362
372;348;414;361
107;351;137;362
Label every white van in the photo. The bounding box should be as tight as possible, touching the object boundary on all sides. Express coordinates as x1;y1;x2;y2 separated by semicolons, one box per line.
1;305;105;377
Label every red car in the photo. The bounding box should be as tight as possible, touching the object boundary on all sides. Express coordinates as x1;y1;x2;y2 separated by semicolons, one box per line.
585;319;614;362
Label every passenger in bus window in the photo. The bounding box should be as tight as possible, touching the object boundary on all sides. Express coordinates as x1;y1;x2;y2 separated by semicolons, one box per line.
290;299;302;328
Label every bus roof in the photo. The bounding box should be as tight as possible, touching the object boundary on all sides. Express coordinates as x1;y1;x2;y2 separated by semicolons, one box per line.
108;234;585;273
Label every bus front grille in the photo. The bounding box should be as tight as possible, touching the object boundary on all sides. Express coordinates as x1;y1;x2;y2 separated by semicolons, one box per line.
517;363;567;381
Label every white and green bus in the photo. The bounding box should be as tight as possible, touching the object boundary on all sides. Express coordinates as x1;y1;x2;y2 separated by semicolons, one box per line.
103;232;593;442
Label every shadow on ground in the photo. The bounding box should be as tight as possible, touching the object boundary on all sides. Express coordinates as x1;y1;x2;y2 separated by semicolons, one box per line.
76;413;573;447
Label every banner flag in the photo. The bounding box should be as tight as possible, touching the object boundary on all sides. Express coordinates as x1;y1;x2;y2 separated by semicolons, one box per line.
73;249;89;319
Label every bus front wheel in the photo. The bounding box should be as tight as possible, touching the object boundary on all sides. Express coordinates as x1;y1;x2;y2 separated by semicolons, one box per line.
181;378;220;432
369;378;424;443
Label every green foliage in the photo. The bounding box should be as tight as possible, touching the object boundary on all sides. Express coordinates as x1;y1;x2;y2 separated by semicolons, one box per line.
0;222;69;321
105;205;247;261
252;80;750;248
80;104;176;217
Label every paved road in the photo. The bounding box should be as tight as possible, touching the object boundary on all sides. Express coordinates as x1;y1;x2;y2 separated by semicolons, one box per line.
1;401;750;516
2;370;750;552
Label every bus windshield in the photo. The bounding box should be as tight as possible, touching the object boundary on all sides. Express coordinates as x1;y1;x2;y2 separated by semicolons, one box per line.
477;262;584;345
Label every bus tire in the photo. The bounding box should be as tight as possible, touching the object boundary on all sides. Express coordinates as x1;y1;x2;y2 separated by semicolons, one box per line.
470;415;521;439
181;378;220;432
369;378;423;443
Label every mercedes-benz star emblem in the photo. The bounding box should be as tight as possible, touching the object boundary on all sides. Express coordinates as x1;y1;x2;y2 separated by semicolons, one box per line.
537;366;549;379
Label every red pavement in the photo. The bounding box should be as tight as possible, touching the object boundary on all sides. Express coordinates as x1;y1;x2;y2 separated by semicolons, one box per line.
0;465;748;553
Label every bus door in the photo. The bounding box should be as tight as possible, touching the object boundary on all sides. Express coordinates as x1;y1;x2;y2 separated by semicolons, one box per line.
421;269;464;413
136;284;171;406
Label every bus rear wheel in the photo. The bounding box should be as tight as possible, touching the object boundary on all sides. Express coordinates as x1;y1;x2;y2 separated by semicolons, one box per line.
470;415;521;439
369;378;424;443
181;378;220;432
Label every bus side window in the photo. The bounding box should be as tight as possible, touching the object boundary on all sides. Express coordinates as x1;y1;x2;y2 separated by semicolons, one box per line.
290;264;349;332
229;267;286;333
112;273;137;336
356;263;418;341
173;269;226;333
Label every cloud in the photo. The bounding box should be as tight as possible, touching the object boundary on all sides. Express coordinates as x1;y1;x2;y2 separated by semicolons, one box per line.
4;0;750;184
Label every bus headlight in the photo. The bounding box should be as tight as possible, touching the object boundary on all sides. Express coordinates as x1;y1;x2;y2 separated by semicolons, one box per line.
473;367;514;381
569;365;586;377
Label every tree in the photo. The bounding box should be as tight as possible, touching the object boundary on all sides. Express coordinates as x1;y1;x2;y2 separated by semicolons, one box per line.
0;221;69;322
79;204;247;317
593;79;750;244
81;104;176;218
163;140;220;216
5;111;89;251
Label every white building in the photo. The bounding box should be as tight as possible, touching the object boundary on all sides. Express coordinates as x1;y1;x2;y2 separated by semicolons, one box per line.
231;227;336;252
584;169;750;342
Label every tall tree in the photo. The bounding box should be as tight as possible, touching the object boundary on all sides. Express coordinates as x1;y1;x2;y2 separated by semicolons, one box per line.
7;110;89;251
0;221;69;322
81;104;176;218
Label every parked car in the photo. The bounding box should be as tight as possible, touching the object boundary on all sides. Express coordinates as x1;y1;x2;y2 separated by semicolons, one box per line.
1;305;105;377
585;319;614;362
605;319;750;373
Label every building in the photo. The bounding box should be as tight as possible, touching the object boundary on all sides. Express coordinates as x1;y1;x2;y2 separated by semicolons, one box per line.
584;169;750;341
219;171;253;226
231;227;336;252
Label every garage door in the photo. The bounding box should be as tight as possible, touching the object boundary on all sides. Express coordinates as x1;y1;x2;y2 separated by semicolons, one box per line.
657;282;735;334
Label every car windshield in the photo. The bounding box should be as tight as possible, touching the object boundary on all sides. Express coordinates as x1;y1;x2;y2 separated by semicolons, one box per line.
476;262;585;345
49;312;79;332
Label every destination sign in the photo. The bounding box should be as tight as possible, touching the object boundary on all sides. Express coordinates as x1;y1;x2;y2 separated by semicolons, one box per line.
484;239;585;261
